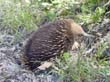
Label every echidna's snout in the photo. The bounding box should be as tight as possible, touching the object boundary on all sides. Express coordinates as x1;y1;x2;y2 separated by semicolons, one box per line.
82;32;95;38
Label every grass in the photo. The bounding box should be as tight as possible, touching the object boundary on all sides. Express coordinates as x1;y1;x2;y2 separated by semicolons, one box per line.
0;0;110;82
0;0;45;32
53;42;110;82
0;0;107;32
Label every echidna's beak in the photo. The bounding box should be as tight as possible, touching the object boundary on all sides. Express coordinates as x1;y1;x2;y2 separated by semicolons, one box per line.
83;32;95;38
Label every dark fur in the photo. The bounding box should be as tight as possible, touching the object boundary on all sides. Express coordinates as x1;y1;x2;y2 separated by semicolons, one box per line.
24;19;74;70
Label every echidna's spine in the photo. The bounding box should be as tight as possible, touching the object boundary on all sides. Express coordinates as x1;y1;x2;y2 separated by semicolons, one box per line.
24;39;41;70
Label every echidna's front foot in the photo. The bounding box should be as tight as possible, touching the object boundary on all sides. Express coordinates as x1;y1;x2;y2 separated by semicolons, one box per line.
72;41;80;50
37;61;53;70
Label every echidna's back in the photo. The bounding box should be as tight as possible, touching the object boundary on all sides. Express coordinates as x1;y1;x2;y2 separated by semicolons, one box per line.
24;20;73;70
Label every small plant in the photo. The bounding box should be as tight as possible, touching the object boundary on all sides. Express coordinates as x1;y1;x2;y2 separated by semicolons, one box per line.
54;46;110;82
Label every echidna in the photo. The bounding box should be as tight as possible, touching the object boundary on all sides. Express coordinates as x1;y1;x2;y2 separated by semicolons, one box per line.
23;19;93;70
